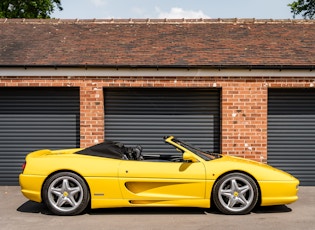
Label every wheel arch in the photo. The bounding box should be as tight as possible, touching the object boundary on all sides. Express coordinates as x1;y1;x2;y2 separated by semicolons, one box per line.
41;169;91;205
210;170;262;208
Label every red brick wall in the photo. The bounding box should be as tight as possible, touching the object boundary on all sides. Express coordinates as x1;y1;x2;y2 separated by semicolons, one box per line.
1;75;314;162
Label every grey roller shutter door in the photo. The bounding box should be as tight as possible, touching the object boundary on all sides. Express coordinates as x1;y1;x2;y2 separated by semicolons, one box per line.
268;89;315;186
0;87;80;185
104;88;220;155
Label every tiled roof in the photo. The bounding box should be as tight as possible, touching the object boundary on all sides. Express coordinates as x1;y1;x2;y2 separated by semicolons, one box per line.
0;18;314;69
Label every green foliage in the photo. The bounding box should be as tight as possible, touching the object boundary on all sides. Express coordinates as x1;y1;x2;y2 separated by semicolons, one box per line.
0;0;63;18
289;0;315;19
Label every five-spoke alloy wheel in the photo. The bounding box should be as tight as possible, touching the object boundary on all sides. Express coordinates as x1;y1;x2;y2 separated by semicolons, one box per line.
212;172;259;215
42;172;90;215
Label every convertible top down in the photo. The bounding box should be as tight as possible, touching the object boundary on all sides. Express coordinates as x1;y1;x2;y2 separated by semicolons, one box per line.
76;140;144;160
20;136;299;215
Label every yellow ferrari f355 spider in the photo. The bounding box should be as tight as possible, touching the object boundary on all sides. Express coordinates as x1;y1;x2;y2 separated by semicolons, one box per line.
19;136;299;215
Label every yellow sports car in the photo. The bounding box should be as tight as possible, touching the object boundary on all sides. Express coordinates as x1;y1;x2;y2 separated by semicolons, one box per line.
19;136;299;216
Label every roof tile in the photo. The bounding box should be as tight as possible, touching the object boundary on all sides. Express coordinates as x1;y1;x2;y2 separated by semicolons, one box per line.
0;19;314;68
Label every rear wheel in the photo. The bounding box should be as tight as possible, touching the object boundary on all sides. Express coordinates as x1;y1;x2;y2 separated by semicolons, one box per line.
42;172;90;215
212;172;259;215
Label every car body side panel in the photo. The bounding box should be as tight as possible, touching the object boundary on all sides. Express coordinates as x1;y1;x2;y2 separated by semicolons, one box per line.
84;177;124;209
20;149;123;206
204;156;298;181
23;150;121;178
117;161;209;207
203;156;299;207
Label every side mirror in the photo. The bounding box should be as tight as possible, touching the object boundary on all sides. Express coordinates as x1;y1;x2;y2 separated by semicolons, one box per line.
183;151;199;163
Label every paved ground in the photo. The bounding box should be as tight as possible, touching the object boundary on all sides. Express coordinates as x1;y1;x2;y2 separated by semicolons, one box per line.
1;186;314;230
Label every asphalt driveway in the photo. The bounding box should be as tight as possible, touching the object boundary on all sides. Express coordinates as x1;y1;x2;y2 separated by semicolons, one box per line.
1;186;314;230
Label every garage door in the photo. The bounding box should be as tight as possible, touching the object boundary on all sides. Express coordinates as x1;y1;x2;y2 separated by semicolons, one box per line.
268;89;315;186
104;88;220;155
0;87;80;185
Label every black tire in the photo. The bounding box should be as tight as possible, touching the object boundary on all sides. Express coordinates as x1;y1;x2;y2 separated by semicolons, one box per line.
42;172;90;216
212;172;259;215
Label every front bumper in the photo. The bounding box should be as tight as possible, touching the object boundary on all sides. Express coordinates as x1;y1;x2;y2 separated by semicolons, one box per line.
259;179;299;206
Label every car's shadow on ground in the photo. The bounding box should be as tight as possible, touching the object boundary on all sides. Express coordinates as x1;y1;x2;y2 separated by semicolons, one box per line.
17;201;292;216
88;205;292;215
252;205;292;214
17;201;51;215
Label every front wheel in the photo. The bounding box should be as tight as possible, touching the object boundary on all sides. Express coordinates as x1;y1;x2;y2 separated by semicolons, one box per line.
212;172;259;215
42;172;90;215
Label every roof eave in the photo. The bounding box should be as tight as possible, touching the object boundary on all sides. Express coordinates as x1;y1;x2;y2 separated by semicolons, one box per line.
0;64;314;71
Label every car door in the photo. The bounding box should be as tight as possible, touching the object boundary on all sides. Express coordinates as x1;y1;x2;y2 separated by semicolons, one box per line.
118;160;206;203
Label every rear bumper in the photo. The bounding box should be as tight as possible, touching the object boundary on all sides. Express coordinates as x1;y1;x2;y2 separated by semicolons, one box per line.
19;174;46;203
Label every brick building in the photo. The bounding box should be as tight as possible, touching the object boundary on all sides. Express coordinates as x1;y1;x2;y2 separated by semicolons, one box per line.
0;18;315;185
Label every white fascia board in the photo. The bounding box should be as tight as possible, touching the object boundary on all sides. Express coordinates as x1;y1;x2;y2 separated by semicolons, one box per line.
0;67;315;77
